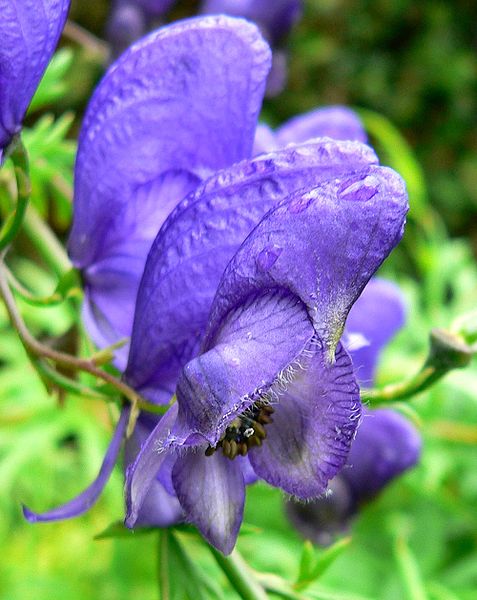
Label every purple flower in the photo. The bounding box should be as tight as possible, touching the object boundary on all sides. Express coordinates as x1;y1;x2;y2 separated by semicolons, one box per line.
24;17;409;555
287;282;422;545
135;0;175;16
254;106;368;155
0;0;70;162
106;0;176;57
122;161;407;552
201;0;302;46
68;16;272;370
200;0;303;96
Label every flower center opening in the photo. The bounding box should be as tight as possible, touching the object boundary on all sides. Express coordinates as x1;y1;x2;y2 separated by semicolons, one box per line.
205;402;274;460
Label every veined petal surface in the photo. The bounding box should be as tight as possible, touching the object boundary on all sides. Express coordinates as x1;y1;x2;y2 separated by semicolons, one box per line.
248;341;360;498
69;15;271;269
176;289;313;442
0;0;70;150
126;139;377;399
204;166;408;361
172;451;245;554
69;16;271;356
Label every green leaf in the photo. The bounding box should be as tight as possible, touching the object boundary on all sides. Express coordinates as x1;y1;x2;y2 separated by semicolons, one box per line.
296;541;316;587
10;267;82;307
28;49;74;113
294;537;352;591
357;108;429;223
159;530;220;600
393;532;428;600
94;521;157;541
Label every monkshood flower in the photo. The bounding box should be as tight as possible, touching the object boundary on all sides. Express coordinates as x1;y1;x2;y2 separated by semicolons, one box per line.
287;281;422;545
68;17;369;372
201;0;303;96
122;166;407;554
0;0;70;163
106;0;176;57
68;16;273;370
24;17;409;554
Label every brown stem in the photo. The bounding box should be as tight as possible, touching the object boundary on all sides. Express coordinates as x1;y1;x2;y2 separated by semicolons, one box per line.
62;20;109;60
0;258;140;407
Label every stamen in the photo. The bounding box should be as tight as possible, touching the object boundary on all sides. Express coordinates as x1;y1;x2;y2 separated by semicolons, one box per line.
204;402;275;460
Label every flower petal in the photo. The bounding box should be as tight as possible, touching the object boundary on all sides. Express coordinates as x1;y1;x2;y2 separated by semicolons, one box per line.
136;0;176;17
276;106;367;146
285;476;354;546
176;289;314;442
69;16;271;354
172;450;245;554
253;122;278;155
201;0;302;45
343;408;421;501
344;278;407;386
79;171;199;365
125;404;181;527
248;342;360;498
124;418;182;527
23;406;129;522
134;479;183;527
69;16;271;269
126;139;378;399
0;0;70;150
205;165;408;362
80;169;201;358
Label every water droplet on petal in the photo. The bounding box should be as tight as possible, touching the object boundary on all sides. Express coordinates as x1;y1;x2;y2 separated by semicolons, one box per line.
257;244;283;271
288;190;317;213
339;174;379;202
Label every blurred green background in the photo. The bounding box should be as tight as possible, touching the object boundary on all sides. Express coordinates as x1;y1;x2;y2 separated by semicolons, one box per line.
1;0;477;598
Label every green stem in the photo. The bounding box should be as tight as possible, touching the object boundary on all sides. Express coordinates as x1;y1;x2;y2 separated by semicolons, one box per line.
63;20;109;60
256;574;306;599
22;205;71;276
362;365;445;404
393;534;428;600
209;546;269;600
34;358;112;401
6;263;81;306
364;329;473;405
0;258;141;407
0;137;31;251
158;531;171;600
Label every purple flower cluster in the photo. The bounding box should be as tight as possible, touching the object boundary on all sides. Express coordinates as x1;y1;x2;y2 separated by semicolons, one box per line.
21;16;418;554
0;0;70;162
